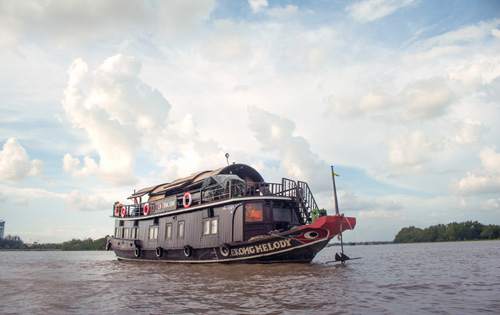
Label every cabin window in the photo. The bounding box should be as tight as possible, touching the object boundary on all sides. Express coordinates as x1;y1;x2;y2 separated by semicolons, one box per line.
273;208;292;222
123;227;130;239
203;220;210;235
211;218;218;234
115;227;123;238
149;226;158;240
178;221;185;238
165;223;172;240
244;202;264;222
131;227;139;239
203;218;218;236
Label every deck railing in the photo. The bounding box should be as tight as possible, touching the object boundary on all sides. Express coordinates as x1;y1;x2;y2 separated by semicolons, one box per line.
113;178;318;222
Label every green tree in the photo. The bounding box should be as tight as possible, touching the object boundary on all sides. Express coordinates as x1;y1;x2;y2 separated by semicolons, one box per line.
0;235;25;249
394;226;423;243
394;221;500;243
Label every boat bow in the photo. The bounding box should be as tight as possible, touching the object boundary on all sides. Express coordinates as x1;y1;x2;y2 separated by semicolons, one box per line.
299;214;356;240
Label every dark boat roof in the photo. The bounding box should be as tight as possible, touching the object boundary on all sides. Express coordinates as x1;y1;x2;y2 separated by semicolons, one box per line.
128;164;264;200
128;184;165;199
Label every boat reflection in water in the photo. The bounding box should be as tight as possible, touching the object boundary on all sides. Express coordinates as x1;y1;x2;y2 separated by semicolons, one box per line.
107;164;355;263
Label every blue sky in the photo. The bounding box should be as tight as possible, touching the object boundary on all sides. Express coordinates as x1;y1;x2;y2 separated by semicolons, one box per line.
1;0;499;243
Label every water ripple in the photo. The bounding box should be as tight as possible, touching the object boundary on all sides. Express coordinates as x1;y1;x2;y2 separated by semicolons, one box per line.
1;241;499;314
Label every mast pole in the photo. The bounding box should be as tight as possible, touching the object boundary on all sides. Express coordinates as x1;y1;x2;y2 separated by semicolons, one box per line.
331;166;339;215
331;166;345;263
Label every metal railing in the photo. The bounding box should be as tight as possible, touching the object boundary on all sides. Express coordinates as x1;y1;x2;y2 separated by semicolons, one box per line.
113;178;318;221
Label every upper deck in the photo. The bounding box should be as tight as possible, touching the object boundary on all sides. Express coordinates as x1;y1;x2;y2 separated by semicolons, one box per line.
112;164;319;224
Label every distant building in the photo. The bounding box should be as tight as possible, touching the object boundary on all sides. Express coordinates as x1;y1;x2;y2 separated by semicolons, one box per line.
0;220;4;239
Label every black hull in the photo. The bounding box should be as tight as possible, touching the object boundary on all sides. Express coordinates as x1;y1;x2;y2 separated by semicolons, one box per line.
109;228;331;264
108;214;356;264
112;240;328;264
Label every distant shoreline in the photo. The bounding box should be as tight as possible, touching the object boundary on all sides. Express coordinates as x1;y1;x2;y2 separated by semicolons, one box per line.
0;249;106;252
328;239;500;246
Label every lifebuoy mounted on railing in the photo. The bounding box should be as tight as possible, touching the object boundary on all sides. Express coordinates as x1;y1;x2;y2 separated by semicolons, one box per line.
143;204;150;216
120;206;126;218
114;205;120;217
183;192;192;208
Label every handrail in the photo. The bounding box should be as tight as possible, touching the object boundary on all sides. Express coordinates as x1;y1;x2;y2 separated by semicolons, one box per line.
113;178;318;219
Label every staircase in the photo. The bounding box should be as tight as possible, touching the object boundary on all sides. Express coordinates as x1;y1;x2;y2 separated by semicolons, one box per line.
280;178;319;224
297;181;319;224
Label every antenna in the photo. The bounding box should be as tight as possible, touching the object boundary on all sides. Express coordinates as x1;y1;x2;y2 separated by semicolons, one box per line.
225;153;230;165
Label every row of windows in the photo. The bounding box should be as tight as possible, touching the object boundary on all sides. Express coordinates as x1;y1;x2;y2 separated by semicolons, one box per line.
115;227;139;239
115;218;218;240
244;203;292;223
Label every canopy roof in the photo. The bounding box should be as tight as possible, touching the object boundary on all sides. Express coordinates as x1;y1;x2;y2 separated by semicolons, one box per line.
127;164;264;200
127;184;165;199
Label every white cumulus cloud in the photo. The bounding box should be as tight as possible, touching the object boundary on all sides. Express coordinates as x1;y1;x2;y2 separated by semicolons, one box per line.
0;0;216;47
65;190;112;212
62;55;172;185
399;78;455;121
62;153;98;178
452;146;500;195
387;130;439;173
346;0;417;23
0;138;43;183
248;0;268;13
453;119;488;144
492;29;500;39
62;54;228;185
327;90;392;118
247;105;328;185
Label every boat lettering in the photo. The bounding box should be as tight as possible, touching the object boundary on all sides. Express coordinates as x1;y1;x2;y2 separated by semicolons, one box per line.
156;197;177;211
230;239;292;257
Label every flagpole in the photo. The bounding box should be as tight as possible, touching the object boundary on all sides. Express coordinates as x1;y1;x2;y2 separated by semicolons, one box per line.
331;165;345;263
331;166;339;215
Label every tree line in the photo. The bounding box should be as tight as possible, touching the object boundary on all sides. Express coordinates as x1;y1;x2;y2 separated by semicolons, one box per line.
0;235;109;250
60;237;109;251
394;221;500;243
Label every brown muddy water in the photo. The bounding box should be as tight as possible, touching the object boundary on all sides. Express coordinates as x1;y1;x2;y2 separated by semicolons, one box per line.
0;241;499;314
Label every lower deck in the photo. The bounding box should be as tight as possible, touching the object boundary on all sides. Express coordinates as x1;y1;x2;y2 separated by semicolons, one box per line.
113;197;302;251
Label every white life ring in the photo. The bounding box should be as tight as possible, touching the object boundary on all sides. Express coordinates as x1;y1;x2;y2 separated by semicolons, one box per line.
183;192;192;208
143;204;150;215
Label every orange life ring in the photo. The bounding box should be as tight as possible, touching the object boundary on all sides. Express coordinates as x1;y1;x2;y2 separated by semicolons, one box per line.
120;206;126;218
143;204;150;215
183;192;192;208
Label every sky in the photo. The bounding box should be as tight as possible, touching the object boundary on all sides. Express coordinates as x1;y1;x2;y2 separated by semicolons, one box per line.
1;0;499;243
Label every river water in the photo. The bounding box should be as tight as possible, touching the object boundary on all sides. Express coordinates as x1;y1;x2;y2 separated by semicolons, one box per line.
0;241;499;314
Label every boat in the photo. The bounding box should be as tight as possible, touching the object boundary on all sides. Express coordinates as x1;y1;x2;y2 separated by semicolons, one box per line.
107;163;356;263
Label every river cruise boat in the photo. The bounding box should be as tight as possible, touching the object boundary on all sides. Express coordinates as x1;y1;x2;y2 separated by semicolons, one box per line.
107;163;356;263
